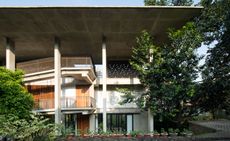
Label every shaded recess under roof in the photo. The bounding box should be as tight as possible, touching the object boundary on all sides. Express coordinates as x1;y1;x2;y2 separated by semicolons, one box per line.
108;61;138;78
0;6;202;64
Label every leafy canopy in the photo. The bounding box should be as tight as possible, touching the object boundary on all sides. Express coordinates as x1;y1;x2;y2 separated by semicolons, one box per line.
0;67;57;140
120;22;202;125
198;0;230;115
144;0;193;6
0;67;33;119
0;114;56;141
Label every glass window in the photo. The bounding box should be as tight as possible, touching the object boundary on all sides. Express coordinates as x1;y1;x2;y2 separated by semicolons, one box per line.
98;113;133;132
64;114;75;133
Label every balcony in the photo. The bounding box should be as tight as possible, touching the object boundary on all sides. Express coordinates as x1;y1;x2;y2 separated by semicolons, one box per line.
34;99;54;110
34;96;96;111
17;57;96;84
61;96;96;109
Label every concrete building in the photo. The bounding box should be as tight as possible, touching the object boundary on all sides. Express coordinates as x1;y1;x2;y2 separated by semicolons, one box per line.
0;6;202;134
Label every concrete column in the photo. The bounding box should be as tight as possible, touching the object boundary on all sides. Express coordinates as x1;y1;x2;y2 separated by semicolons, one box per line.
89;114;95;131
75;114;78;135
148;49;154;132
95;114;98;132
148;108;154;132
54;37;61;125
5;37;15;71
102;36;107;132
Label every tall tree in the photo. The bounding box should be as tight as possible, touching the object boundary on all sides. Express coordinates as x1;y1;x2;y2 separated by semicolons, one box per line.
121;22;202;126
144;0;168;5
0;67;33;119
144;0;193;6
0;67;57;140
198;0;230;116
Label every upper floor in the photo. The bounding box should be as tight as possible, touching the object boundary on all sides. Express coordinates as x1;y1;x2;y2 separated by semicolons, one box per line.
17;57;96;84
95;61;140;85
19;57;140;113
16;57;141;85
26;84;96;112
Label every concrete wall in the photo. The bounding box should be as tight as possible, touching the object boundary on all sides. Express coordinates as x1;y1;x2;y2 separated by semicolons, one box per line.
25;78;55;85
133;111;148;132
95;85;142;110
96;78;141;85
89;114;96;131
95;89;137;109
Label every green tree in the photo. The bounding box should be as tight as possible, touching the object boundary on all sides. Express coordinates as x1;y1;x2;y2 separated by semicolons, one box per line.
144;0;168;5
0;67;57;140
0;67;33;119
144;0;193;6
121;22;202;126
0;114;56;141
197;0;230;116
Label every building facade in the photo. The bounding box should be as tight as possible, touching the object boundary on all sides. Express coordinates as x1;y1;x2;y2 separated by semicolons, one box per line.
0;6;201;134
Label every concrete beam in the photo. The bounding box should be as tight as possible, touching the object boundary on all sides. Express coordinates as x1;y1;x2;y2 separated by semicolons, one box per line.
5;37;15;71
54;37;61;125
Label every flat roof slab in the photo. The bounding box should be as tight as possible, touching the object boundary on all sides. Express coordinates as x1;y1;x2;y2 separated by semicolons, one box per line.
0;7;202;64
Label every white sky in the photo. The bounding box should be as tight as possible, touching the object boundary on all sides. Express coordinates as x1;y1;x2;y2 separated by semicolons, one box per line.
0;0;200;6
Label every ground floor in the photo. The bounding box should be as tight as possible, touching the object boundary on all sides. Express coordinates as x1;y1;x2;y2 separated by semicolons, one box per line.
44;111;153;135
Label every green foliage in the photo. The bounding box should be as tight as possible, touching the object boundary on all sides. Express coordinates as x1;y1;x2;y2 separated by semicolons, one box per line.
168;128;174;133
144;0;193;6
56;124;76;137
0;114;56;141
198;0;230;44
0;67;33;119
121;22;202;126
168;128;179;135
129;130;142;137
197;0;230;116
117;88;136;105
144;0;168;5
0;67;57;140
192;112;213;121
181;128;193;136
154;130;159;135
160;128;166;133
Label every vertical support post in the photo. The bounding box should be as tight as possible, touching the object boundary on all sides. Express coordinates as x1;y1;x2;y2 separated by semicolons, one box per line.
148;108;154;132
75;114;78;135
95;114;98;132
89;114;95;131
148;48;154;132
102;35;107;132
54;37;61;125
6;37;15;71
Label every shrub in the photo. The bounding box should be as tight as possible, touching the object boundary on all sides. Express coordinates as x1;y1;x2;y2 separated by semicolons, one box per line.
0;114;56;141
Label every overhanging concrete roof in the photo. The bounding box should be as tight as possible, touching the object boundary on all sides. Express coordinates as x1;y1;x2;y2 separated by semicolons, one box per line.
0;6;202;64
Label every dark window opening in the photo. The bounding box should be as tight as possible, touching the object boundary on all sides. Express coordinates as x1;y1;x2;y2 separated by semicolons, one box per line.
98;113;133;132
64;114;75;133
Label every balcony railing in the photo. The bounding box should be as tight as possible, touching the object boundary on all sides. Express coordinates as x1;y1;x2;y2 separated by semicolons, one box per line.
34;96;96;110
61;57;93;68
17;57;95;75
34;99;54;110
61;96;96;109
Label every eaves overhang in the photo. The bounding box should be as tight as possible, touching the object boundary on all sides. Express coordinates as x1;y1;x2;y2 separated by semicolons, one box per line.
0;6;203;64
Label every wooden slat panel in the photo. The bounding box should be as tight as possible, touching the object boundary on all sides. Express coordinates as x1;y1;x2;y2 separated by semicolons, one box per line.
26;85;54;109
76;85;90;107
77;114;89;134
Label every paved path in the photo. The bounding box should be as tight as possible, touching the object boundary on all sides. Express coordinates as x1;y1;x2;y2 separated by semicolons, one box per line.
192;119;230;140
